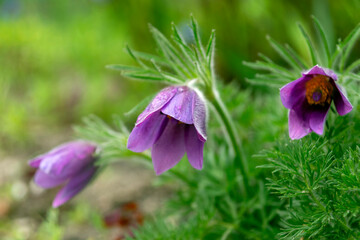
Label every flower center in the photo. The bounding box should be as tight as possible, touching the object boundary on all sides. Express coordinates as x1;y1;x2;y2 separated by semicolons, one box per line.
305;75;333;106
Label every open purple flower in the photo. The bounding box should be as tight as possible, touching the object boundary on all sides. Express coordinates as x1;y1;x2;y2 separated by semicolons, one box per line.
29;141;98;207
280;65;353;140
127;86;207;175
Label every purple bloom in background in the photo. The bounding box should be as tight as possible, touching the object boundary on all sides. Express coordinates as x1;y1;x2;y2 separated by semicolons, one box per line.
127;86;207;175
29;141;98;208
280;65;353;140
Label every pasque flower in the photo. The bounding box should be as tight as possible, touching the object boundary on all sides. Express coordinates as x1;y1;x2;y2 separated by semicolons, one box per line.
29;141;98;207
280;65;353;139
127;86;207;175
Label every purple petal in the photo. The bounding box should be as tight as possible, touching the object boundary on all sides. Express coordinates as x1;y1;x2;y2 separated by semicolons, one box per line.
309;107;330;135
52;166;97;208
34;170;66;189
185;125;204;170
127;113;167;152
333;83;353;116
192;91;207;141
136;87;177;125
28;145;70;168
288;109;311;140
280;76;308;109
303;65;337;81
38;141;96;177
38;151;71;175
151;118;186;175
161;86;194;124
29;157;44;168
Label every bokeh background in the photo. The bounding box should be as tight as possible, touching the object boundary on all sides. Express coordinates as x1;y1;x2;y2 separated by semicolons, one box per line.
1;0;359;239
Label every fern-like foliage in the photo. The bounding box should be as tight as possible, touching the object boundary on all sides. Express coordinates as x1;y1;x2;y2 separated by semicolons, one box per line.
244;16;360;89
73;115;147;166
125;199;216;240
259;112;360;239
246;17;360;239
107;16;216;89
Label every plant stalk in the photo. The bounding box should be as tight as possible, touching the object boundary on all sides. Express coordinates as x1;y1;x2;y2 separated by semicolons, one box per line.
207;87;250;196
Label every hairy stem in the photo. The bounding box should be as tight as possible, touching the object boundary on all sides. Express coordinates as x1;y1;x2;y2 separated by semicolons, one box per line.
207;87;250;196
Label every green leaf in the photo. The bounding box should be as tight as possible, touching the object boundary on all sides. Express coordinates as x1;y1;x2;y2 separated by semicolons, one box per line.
191;15;206;59
243;60;295;79
206;29;216;58
284;44;309;69
150;59;184;83
133;50;171;67
125;45;149;69
312;15;331;67
74;115;133;166
194;60;209;84
75;115;123;143
122;71;164;81
35;209;64;240
337;23;360;51
171;23;197;73
331;23;360;69
348;72;360;81
107;63;182;84
193;45;211;84
258;53;274;64
206;29;216;76
149;24;192;78
267;35;303;71
106;64;145;72
124;93;155;117
339;23;360;71
345;58;360;73
298;23;318;66
108;17;216;88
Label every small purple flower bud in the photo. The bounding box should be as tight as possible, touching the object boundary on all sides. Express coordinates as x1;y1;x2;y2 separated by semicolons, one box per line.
280;65;353;140
29;141;98;208
127;86;207;175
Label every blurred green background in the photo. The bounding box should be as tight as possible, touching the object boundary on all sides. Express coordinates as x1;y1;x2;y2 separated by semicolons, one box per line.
1;0;359;239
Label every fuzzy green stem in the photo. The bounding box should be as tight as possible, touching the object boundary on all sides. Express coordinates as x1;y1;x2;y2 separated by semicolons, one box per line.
207;87;250;196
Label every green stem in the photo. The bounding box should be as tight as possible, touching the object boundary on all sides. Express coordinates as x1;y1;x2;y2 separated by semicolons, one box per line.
207;87;250;196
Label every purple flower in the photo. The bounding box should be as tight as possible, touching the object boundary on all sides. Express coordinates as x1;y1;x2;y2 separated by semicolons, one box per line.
127;86;207;175
280;65;353;140
29;141;98;208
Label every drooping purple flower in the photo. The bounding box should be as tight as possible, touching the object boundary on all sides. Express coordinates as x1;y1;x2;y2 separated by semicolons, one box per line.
29;141;98;208
127;86;207;175
280;65;353;140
